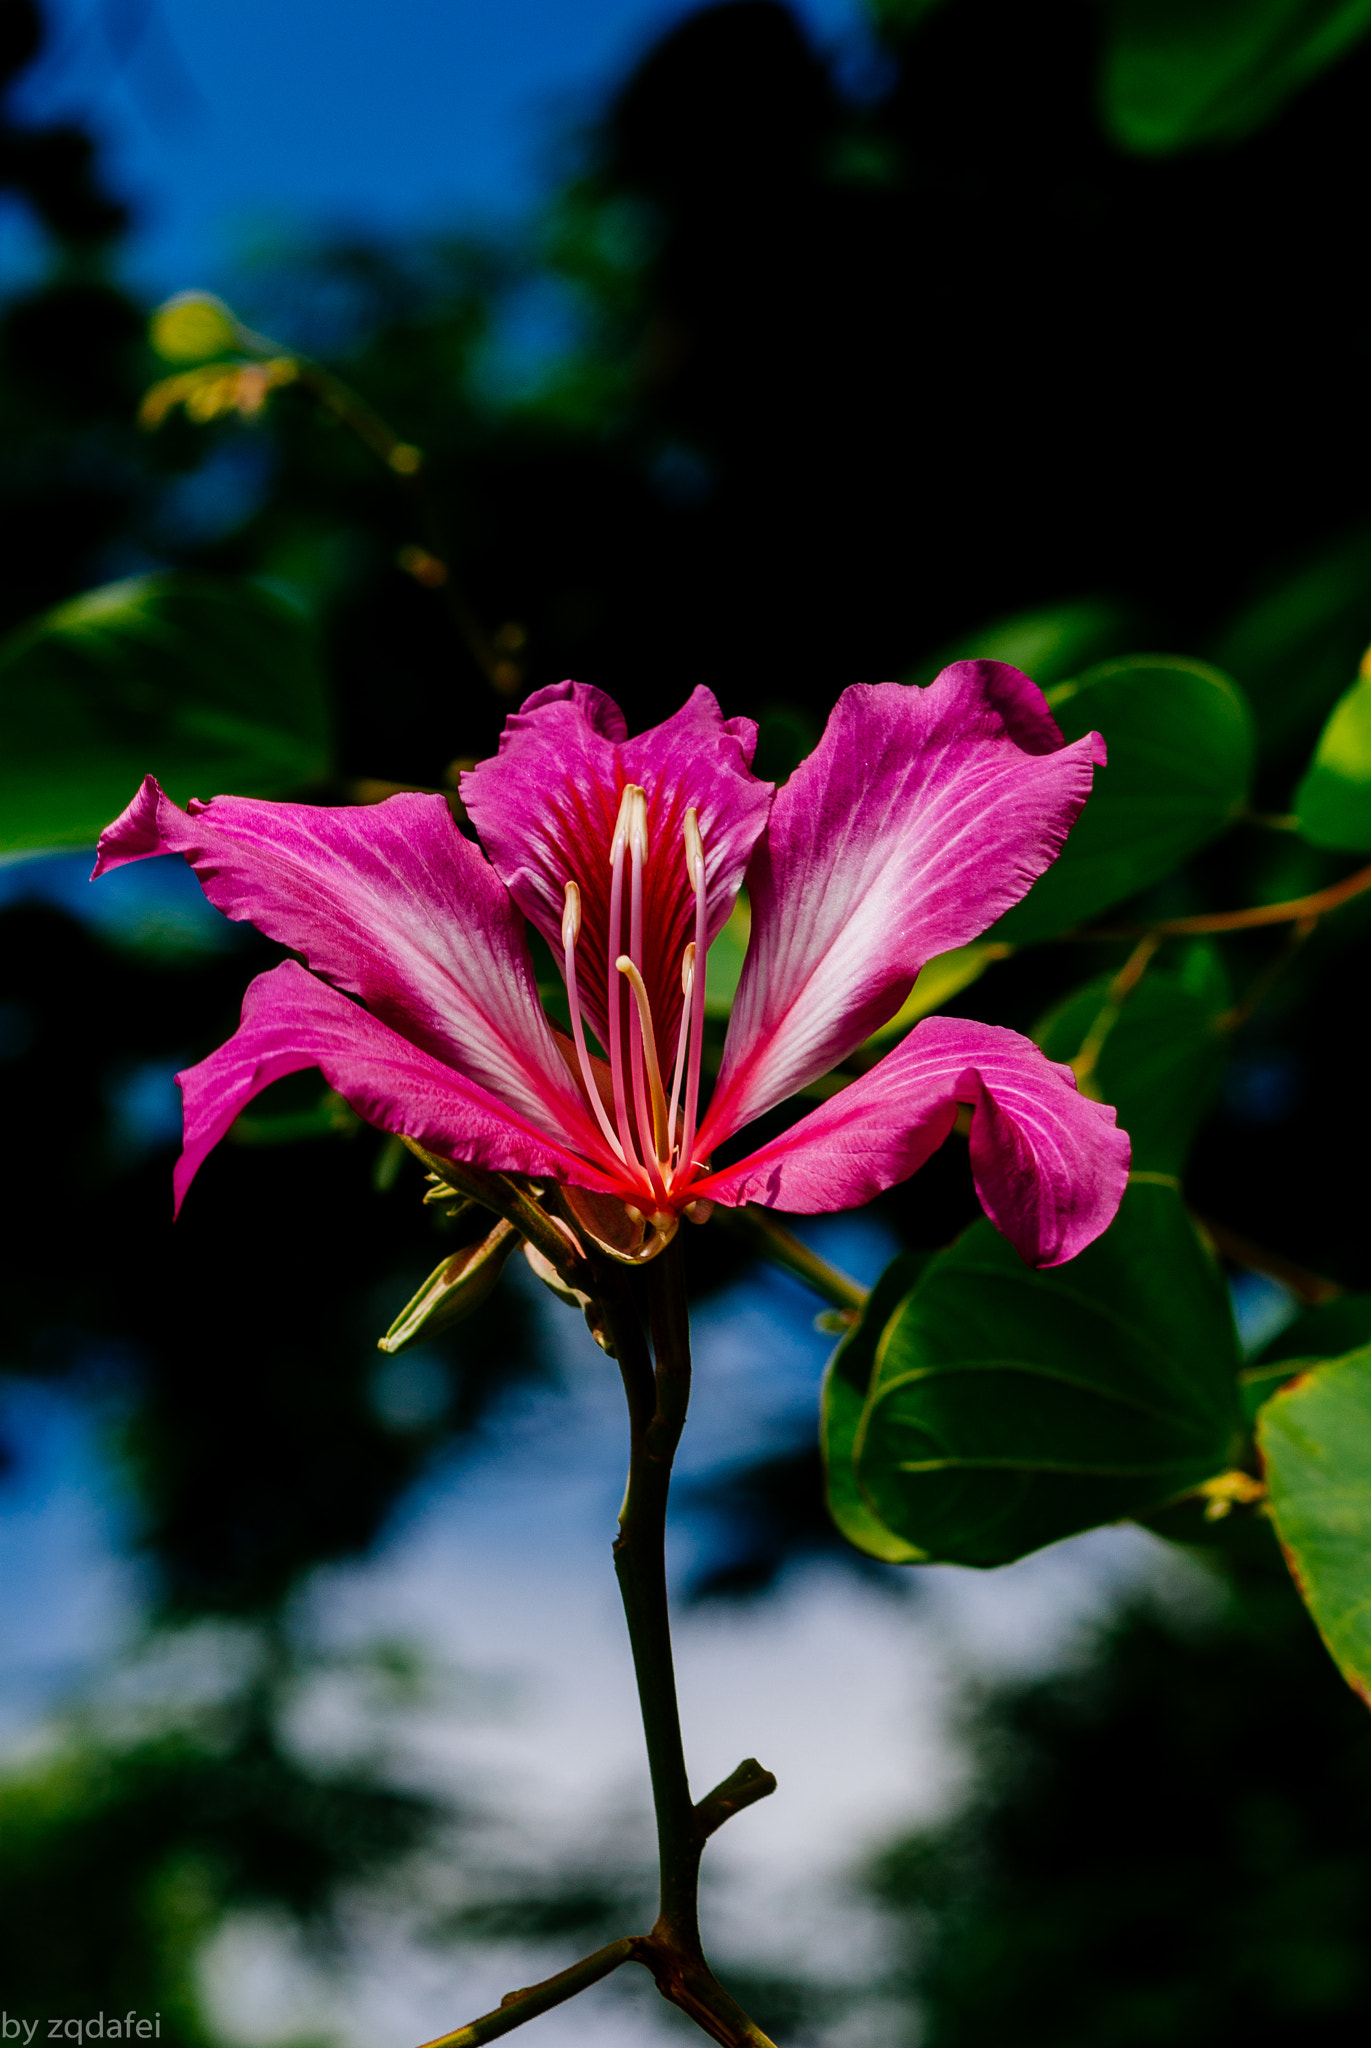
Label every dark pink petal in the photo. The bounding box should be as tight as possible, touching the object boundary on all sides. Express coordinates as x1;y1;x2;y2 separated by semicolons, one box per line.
703;664;1104;1144
693;1016;1129;1268
95;778;589;1146
174;960;622;1213
460;682;772;1055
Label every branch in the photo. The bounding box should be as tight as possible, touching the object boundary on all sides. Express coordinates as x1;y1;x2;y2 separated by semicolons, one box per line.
1080;859;1371;938
1193;1214;1344;1307
716;1205;868;1314
694;1758;778;1840
415;1937;645;2047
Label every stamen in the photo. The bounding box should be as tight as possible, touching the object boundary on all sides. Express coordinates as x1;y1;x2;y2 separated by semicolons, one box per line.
625;787;654;1177
606;788;644;1177
561;882;626;1163
666;942;695;1152
617;955;671;1161
679;808;709;1185
684;807;704;891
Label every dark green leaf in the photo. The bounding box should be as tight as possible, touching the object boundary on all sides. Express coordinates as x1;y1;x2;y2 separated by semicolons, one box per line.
992;657;1253;945
1238;1294;1371;1424
1032;945;1229;1177
1294;670;1371;851
905;595;1139;690
1259;1345;1371;1707
0;572;331;852
1210;526;1371;758
1098;0;1371;155
1259;1292;1371;1367
821;1251;929;1563
849;1183;1244;1568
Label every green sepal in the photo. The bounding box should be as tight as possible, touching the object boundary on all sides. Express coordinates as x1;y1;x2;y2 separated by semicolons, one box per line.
378;1219;518;1354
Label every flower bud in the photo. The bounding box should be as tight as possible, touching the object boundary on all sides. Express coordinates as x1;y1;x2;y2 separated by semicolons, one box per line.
378;1218;517;1353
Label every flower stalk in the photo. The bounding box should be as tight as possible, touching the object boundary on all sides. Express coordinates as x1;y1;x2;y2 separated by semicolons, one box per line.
417;1235;780;2048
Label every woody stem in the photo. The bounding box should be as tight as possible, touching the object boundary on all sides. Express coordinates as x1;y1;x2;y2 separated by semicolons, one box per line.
595;1244;781;2045
410;1240;778;2048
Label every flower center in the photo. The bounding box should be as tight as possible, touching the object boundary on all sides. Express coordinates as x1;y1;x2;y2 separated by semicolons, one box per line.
561;786;708;1207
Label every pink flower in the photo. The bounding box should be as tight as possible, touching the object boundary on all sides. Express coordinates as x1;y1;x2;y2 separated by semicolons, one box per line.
94;663;1129;1266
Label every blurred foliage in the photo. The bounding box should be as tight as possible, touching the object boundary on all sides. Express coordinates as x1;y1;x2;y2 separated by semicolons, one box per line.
861;1544;1371;2047
3;0;1371;2039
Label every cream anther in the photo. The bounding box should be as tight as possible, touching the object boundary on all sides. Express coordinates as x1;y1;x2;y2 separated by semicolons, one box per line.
683;807;704;891
680;940;696;994
561;878;581;949
610;782;643;864
629;785;649;863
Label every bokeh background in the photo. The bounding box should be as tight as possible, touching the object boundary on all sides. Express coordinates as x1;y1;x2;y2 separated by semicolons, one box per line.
4;2;1371;2042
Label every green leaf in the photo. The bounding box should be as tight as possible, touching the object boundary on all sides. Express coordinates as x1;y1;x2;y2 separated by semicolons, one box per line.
1259;1345;1371;1707
1259;1292;1371;1368
821;1252;930;1563
1294;669;1371;851
1210;526;1371;760
859;939;1011;1052
992;657;1253;945
0;573;332;853
905;595;1138;690
1032;945;1230;1177
849;1183;1244;1568
1098;0;1371;155
1239;1294;1371;1425
704;891;751;1019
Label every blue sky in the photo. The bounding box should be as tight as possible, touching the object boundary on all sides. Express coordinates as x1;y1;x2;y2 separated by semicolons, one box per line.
11;0;874;294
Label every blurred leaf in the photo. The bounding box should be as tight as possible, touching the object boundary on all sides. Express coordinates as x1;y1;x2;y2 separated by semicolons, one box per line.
849;1183;1244;1567
821;1251;929;1563
0;573;331;852
1210;526;1371;758
1295;667;1371;851
230;1085;358;1148
1259;1345;1371;1707
1098;0;1371;154
859;940;1013;1053
704;891;751;1018
149;291;242;365
1033;944;1230;1176
1258;1292;1371;1367
141;358;299;430
992;656;1253;944
906;594;1138;690
752;702;819;785
1241;1292;1371;1424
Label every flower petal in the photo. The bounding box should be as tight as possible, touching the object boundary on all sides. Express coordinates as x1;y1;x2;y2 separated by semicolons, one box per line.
95;777;591;1146
174;959;623;1214
702;664;1104;1144
693;1015;1129;1268
460;682;772;1055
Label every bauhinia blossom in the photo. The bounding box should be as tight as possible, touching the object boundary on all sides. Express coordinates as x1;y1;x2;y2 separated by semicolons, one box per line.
94;662;1130;1267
